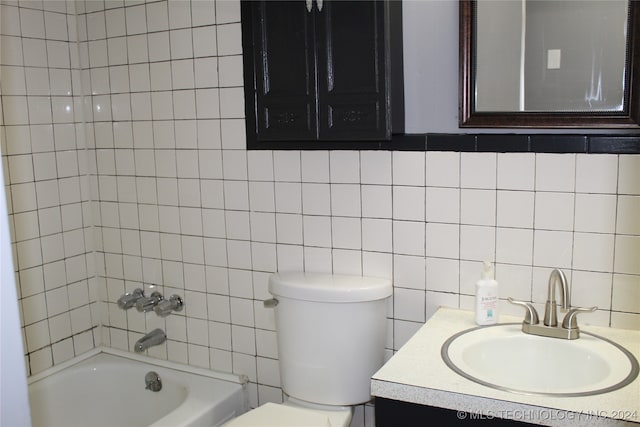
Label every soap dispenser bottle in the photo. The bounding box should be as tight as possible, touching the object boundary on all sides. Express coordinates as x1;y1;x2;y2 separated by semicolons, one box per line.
475;261;499;325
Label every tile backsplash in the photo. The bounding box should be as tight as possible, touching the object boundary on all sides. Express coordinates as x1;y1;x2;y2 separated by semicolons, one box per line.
1;0;639;425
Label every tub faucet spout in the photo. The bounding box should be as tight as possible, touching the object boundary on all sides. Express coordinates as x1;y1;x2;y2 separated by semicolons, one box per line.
135;329;166;353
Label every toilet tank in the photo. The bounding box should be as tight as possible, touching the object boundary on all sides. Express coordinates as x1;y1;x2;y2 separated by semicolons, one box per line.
268;272;392;406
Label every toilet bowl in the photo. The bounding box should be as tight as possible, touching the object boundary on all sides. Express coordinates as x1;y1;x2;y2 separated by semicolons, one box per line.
225;272;392;427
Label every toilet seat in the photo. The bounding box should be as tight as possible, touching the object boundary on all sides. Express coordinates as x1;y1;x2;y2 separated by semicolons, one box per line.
224;402;352;427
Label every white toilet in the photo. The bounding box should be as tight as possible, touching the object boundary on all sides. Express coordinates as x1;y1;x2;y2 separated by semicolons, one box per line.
225;271;392;427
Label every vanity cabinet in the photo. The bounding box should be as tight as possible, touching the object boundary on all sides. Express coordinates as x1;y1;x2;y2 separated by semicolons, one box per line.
375;398;535;426
240;0;404;149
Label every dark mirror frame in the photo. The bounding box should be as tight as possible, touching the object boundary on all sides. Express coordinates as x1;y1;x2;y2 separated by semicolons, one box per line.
459;0;640;128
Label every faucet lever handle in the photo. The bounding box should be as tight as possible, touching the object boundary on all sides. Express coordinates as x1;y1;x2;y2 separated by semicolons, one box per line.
562;306;597;329
117;288;144;310
507;297;539;325
153;295;183;317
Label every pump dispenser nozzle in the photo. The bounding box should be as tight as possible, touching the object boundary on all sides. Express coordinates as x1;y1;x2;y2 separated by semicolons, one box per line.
482;261;494;280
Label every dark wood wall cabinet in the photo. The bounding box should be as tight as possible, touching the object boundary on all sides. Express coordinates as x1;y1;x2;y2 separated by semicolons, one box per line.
241;0;404;149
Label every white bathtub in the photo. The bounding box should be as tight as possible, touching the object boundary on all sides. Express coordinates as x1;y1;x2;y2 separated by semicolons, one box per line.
28;348;248;427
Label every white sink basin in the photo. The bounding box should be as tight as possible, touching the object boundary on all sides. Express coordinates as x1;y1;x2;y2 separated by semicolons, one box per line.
442;323;639;396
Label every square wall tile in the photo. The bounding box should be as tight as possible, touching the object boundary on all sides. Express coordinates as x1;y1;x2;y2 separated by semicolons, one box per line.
495;227;533;265
332;249;362;275
393;186;424;221
361;185;392;219
362;218;392;253
303;247;332;273
426;257;459;293
618;155;640;195
394;287;425;322
426;152;460;187
222;150;247;181
126;4;148;35
574;194;616;234
250;212;276;243
393;152;424;186
148;32;171;61
301;183;330;216
195;57;219;88
303;216;331;247
219;87;244;119
249;181;275;212
331;184;361;217
575;154;618;194
535;153;575;192
331;217;361;250
426;222;459;259
329;151;359;183
191;25;217;58
362;251;392;280
497;153;534;190
251;242;277;272
496;190;534;228
494;263;532;301
218;55;243;87
128;36;150;65
426;187;459;224
192;1;216;26
247;151;274;182
571;270;612;310
612;274;640;313
460;189;495;226
614;235;640;275
533;230;573;269
360;151;391;185
301;151;329;183
393;221;424;256
273;151;301;182
216;0;241;24
460;225;495;263
534;192;575;231
275;213;302;245
460;153;496;189
616;196;640;235
216;23;242;56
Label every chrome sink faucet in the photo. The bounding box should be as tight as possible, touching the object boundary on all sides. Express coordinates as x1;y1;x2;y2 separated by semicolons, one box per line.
134;329;166;352
508;268;596;340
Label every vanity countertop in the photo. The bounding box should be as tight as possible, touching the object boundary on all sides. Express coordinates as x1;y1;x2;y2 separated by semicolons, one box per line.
371;308;640;427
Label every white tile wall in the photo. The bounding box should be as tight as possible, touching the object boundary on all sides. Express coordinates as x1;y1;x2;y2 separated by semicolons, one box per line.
1;0;97;376
1;1;639;426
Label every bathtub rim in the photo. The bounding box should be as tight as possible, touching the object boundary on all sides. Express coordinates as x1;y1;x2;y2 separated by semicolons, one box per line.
28;346;249;386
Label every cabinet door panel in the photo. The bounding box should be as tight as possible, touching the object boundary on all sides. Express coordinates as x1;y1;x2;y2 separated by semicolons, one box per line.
317;0;390;140
327;102;381;131
252;1;318;140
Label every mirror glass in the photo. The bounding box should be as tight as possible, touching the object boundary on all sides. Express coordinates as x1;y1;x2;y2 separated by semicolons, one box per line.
476;0;629;113
460;0;640;127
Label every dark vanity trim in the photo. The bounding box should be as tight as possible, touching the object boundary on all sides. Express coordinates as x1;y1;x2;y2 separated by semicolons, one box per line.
247;133;640;154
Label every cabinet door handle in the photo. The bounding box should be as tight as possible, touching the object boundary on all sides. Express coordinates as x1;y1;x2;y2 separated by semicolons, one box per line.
316;0;323;12
306;0;312;12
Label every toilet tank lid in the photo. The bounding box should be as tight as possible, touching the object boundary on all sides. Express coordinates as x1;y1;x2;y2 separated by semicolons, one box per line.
268;272;392;302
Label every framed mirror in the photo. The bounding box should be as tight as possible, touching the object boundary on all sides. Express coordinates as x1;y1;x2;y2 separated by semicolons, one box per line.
460;0;640;128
